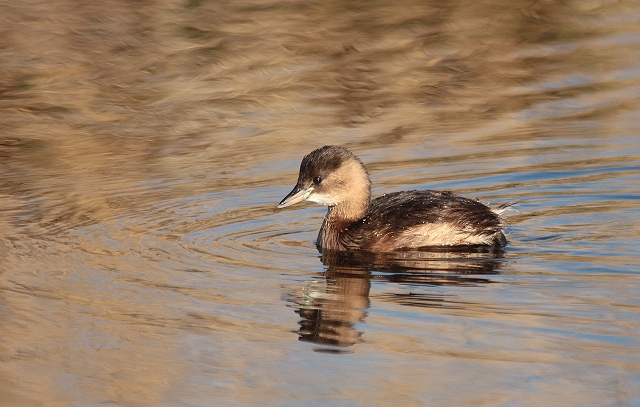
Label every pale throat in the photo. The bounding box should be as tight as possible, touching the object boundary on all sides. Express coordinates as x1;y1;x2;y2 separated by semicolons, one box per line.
322;159;372;223
326;190;370;223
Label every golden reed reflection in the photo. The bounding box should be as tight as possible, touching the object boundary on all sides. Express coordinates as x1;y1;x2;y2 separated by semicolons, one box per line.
1;0;638;404
291;248;504;350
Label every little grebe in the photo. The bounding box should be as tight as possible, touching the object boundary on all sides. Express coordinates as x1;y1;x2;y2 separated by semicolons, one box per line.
278;146;509;252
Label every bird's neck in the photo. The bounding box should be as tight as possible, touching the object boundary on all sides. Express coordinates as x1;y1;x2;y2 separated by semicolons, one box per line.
326;192;370;223
318;197;370;251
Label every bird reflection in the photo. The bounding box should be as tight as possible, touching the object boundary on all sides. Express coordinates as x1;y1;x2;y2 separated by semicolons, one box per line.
291;247;504;349
295;268;370;349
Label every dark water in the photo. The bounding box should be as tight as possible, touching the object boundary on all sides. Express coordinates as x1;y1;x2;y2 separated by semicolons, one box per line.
1;0;640;406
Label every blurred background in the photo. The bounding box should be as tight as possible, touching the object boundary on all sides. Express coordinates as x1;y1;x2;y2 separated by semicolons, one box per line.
1;0;639;406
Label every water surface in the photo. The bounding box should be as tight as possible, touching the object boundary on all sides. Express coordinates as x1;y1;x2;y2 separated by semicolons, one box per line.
1;0;639;406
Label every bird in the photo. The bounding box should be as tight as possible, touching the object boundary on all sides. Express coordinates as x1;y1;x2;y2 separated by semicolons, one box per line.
278;145;509;252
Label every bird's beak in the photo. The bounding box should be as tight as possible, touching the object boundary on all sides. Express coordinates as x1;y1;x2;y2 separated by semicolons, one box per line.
277;184;314;208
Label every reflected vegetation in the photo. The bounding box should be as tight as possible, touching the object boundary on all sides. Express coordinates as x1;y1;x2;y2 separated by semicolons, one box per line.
1;0;639;405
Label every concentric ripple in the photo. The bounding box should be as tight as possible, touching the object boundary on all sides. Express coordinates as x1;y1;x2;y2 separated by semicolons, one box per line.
174;193;325;274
